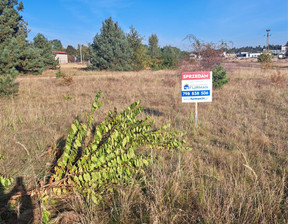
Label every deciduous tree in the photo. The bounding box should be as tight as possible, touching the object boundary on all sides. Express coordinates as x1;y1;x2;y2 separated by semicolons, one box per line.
50;39;63;51
160;46;181;69
185;35;224;70
66;45;78;62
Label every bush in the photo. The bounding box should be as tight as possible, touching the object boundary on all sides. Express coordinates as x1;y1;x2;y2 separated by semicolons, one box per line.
48;91;188;204
55;68;64;78
257;52;272;63
258;52;273;69
212;64;230;89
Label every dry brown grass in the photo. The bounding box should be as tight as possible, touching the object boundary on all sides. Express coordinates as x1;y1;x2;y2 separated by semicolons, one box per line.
0;62;287;223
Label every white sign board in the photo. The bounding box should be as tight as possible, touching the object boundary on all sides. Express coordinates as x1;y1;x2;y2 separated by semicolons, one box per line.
182;71;213;103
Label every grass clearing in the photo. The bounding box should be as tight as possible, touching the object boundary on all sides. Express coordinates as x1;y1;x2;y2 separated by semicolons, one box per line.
0;62;287;223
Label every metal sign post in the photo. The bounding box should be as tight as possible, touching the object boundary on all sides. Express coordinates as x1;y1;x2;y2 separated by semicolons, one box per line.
195;102;198;127
181;71;212;127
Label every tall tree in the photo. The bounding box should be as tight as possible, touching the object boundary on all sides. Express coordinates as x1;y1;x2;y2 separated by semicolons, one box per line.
0;0;26;94
66;45;78;62
33;33;58;69
128;26;143;51
90;17;132;71
160;46;181;69
148;34;160;59
17;41;45;74
128;26;146;70
50;39;63;51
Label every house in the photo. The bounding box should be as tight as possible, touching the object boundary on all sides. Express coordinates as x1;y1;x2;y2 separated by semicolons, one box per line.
237;52;262;58
249;53;262;58
52;51;68;64
223;52;237;58
237;52;249;58
270;49;282;55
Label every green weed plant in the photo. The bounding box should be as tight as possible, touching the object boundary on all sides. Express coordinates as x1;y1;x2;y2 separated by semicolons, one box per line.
50;91;188;204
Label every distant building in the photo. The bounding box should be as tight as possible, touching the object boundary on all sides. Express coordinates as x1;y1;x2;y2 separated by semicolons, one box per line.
237;52;262;58
281;45;287;54
223;52;237;58
52;50;68;64
237;52;250;58
249;53;262;58
270;49;282;55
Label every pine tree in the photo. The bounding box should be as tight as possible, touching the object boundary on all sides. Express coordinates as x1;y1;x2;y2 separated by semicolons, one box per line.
0;0;26;94
212;64;230;89
0;1;48;94
148;34;160;59
17;42;45;74
90;17;132;71
128;26;146;70
33;33;58;69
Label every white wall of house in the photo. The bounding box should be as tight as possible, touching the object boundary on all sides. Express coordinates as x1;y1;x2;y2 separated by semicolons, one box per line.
249;53;262;58
55;54;68;64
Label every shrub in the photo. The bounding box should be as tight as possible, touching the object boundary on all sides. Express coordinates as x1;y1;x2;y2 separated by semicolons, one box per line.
212;64;230;89
257;52;272;64
56;68;73;86
47;91;188;204
55;68;64;78
270;68;283;83
258;51;273;69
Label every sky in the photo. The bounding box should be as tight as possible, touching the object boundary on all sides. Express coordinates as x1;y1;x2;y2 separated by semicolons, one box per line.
21;0;288;50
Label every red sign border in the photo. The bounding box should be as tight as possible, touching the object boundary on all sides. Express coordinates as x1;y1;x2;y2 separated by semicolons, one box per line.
181;71;211;80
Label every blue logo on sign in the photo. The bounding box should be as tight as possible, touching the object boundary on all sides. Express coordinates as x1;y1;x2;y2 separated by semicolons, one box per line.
184;84;189;90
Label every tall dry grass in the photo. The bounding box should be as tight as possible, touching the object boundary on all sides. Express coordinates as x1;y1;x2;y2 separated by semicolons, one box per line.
0;63;287;223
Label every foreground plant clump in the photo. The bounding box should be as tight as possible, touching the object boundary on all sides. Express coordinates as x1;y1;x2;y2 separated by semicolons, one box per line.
49;91;188;204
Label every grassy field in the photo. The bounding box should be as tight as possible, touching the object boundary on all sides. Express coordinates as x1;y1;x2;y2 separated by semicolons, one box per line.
0;61;287;223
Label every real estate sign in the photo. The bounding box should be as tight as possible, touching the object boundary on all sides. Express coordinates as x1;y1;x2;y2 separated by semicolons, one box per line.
181;71;213;103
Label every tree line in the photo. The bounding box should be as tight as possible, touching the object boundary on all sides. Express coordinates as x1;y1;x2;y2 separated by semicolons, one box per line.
228;44;284;53
88;18;188;71
0;1;190;94
1;1;233;95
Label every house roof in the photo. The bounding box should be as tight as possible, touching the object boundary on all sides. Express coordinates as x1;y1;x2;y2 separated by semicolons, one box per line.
52;50;67;54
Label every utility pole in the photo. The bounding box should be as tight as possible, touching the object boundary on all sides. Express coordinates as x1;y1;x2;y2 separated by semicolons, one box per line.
265;29;271;51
